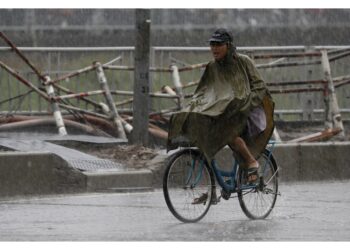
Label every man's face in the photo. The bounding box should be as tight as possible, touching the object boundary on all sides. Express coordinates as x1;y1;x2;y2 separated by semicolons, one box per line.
210;42;228;61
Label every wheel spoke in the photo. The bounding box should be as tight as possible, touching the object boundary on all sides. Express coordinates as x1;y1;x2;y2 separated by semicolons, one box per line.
238;150;278;219
163;149;214;223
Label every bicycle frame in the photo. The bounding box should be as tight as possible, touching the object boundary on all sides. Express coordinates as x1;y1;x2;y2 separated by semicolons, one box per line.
163;141;279;222
210;140;277;193
210;159;240;192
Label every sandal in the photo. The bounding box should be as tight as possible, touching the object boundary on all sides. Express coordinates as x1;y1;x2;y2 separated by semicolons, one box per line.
246;166;259;184
192;193;208;205
192;192;219;205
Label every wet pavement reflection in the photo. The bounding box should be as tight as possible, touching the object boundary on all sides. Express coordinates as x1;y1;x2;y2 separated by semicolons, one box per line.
0;181;349;241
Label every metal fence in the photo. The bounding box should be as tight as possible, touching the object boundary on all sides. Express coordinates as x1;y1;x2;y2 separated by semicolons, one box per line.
1;45;350;124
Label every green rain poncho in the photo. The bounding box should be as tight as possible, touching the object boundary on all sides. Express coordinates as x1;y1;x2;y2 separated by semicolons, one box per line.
167;48;275;162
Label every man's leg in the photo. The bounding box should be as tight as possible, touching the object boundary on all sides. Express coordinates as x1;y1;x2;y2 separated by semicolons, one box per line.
230;137;258;167
229;137;259;181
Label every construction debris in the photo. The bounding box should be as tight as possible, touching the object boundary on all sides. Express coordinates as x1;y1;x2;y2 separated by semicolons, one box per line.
1;31;349;144
287;128;343;143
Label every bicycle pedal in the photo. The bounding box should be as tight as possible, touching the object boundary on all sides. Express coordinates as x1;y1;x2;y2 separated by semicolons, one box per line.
220;189;231;200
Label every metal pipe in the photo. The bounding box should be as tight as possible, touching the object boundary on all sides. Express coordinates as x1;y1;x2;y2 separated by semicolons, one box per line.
270;87;324;94
256;59;321;69
161;85;177;96
328;47;350;55
0;32;46;82
103;56;122;66
115;98;134;107
0;33;101;110
321;50;344;135
287;128;342;143
51;64;98;84
177;62;208;72
54;90;106;101
95;62;127;139
252;52;322;59
0;60;49;101
153;45;350;51
335;79;350;88
58;103;109;120
267;79;326;86
0;118;109;136
43;76;67;136
110;90;179;99
0;46;135;52
182;80;200;89
103;65;134;71
329;50;350;62
103;65;172;72
1;45;350;53
171;64;184;109
333;74;350;82
52;83;101;108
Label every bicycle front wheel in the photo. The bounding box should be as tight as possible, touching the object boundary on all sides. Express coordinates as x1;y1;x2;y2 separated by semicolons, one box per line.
238;149;279;219
163;149;215;223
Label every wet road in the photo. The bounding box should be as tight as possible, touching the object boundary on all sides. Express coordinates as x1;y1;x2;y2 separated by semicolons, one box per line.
0;181;349;241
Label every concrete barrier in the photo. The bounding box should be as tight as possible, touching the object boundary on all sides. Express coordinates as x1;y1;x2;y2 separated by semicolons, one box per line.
274;142;350;182
0;151;154;197
1;142;349;197
85;170;153;192
0;151;86;197
213;142;350;182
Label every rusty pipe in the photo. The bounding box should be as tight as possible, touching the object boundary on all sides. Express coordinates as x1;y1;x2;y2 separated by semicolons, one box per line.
0;32;45;82
0;60;49;101
0;118;110;137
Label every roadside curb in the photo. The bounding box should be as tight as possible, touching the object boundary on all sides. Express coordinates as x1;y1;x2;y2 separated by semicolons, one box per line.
0;151;155;198
0;151;86;198
84;169;154;192
1;142;350;198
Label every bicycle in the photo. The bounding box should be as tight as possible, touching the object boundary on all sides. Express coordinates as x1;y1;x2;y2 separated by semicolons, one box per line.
163;141;280;223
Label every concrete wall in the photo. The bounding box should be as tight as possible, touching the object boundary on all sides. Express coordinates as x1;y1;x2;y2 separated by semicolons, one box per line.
215;142;350;182
0;152;86;197
273;142;350;182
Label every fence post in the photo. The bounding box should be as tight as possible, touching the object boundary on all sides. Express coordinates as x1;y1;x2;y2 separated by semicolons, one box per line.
171;64;184;109
43;76;67;136
321;50;345;136
133;9;151;146
302;48;315;121
95;62;127;140
272;128;282;142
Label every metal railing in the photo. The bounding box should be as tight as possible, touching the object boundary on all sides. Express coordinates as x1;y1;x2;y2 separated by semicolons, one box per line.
1;44;350;137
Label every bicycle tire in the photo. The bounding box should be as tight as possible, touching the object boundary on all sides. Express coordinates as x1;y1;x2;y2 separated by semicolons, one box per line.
163;149;215;223
237;149;279;219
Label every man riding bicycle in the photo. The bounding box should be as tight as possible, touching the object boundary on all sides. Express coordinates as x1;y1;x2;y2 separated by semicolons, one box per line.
167;28;275;203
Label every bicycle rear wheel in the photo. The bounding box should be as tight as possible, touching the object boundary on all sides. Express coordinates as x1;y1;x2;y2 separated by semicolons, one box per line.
163;149;215;223
238;149;279;219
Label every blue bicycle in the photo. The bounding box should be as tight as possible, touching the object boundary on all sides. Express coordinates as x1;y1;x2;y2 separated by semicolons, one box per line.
163;141;280;223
